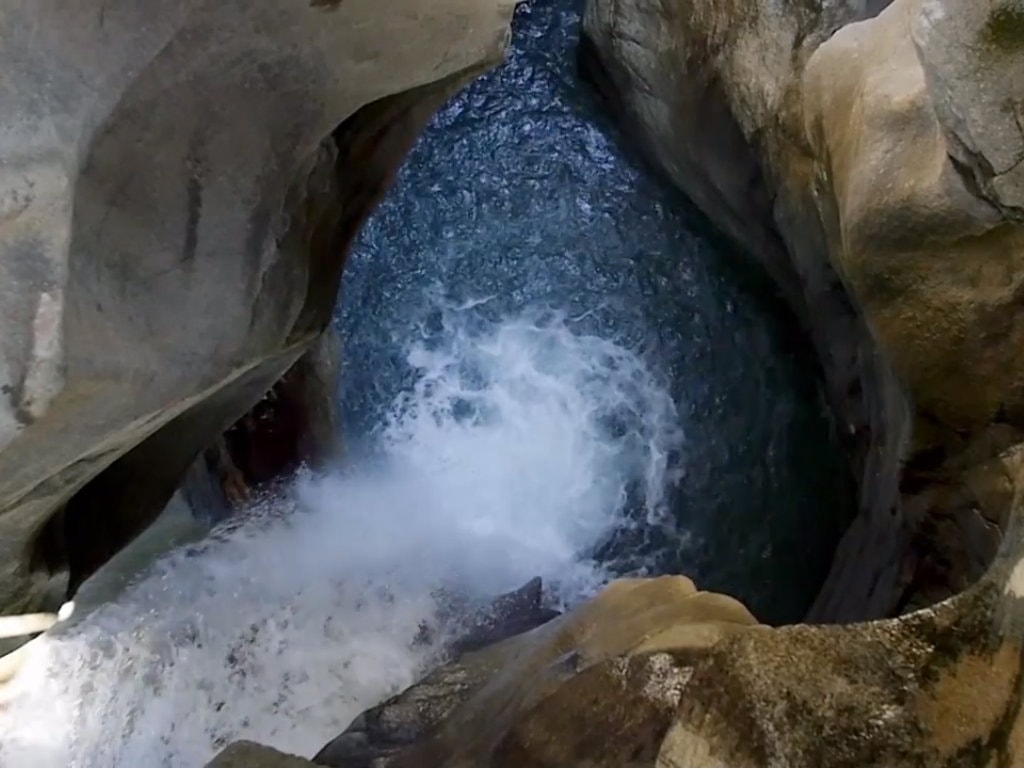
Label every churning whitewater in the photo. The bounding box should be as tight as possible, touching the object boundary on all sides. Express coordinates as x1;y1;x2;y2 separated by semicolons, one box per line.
0;305;682;768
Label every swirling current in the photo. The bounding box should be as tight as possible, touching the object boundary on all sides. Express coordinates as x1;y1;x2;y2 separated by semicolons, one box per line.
0;1;851;766
337;0;851;620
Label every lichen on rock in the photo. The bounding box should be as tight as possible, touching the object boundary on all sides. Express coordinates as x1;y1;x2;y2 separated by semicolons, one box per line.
303;561;1024;766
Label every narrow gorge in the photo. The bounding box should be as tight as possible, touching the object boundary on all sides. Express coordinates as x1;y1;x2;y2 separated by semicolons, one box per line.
1;0;1023;766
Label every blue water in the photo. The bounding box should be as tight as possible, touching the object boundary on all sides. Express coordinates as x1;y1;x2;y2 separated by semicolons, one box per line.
335;0;850;624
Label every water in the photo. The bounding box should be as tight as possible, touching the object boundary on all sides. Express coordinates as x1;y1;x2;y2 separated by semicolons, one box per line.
0;309;680;768
337;0;850;618
0;0;850;766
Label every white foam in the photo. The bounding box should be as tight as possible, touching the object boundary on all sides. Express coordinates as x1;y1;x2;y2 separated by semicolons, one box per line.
0;306;681;767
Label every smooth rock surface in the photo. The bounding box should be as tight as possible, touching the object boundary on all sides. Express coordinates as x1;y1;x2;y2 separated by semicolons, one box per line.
913;0;1024;217
436;576;562;660
579;0;911;622
801;0;1024;617
207;740;321;768
0;0;515;617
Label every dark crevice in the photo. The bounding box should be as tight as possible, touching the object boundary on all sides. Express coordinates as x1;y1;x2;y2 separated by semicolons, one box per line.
51;347;306;599
210;357;325;509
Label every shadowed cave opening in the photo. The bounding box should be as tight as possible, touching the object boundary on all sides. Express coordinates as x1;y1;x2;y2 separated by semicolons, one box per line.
3;1;857;766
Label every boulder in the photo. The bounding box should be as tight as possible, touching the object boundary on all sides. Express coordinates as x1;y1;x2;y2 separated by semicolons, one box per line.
0;0;516;618
320;561;1024;766
434;576;562;660
207;740;321;768
581;0;1024;620
314;576;760;766
654;575;1024;766
316;577;562;767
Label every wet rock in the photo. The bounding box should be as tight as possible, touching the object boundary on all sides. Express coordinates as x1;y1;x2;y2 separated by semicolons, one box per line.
439;576;562;659
183;324;344;523
0;0;516;619
314;660;490;767
328;3;1024;763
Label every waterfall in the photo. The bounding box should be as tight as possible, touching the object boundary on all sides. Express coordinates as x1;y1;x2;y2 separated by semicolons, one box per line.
0;303;680;767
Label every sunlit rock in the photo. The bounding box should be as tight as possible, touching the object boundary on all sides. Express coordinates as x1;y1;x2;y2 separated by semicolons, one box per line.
207;740;322;768
312;558;1024;765
581;0;1024;620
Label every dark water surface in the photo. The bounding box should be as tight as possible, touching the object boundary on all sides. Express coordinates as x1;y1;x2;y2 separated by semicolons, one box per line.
336;0;851;624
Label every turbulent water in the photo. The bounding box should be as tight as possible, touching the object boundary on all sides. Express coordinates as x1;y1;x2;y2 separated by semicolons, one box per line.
0;1;849;766
336;0;850;617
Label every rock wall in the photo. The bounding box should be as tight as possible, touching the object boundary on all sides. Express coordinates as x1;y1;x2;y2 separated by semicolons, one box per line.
580;0;1024;621
0;0;516;618
182;325;344;524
